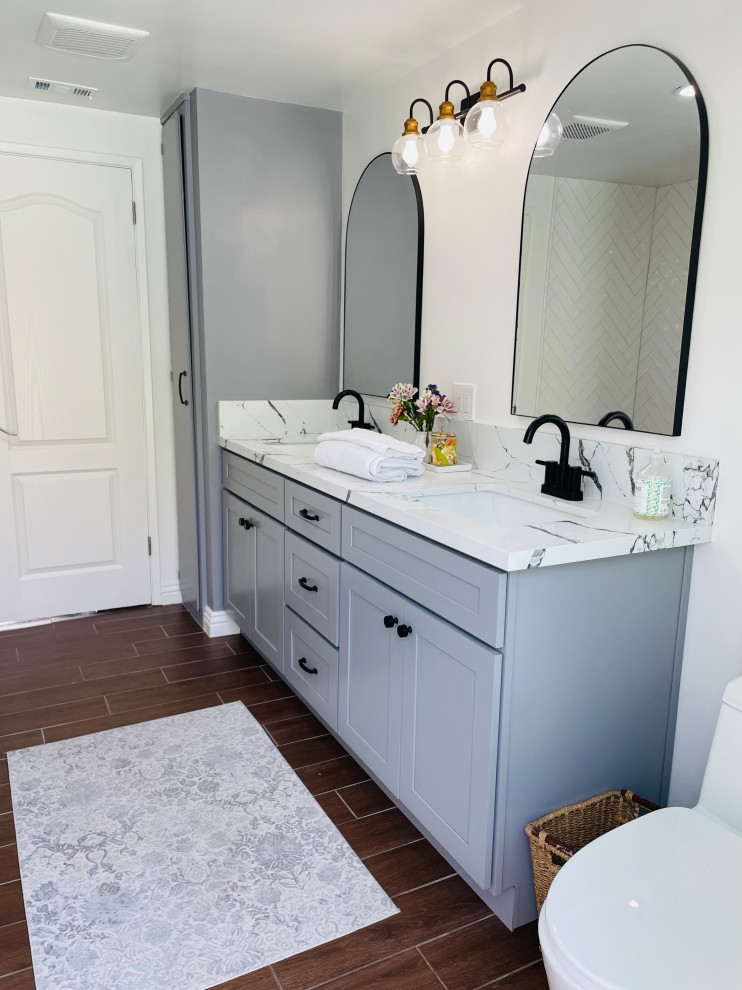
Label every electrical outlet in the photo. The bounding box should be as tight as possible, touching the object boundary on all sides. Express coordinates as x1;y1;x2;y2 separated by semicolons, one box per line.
453;382;475;421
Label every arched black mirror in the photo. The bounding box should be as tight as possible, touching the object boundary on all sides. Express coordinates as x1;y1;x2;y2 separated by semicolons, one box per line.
512;45;708;435
343;153;423;398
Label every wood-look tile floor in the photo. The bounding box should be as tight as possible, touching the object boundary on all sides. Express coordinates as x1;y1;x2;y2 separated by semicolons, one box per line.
0;605;547;990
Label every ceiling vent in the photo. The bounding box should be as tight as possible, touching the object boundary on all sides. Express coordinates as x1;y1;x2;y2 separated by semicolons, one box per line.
563;114;629;141
27;76;98;100
36;13;149;60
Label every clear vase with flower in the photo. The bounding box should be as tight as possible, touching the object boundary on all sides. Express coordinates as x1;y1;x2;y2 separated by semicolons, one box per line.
387;383;457;462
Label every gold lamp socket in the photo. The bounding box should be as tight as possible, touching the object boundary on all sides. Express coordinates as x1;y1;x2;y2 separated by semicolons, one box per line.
478;81;499;101
437;101;456;120
402;118;421;135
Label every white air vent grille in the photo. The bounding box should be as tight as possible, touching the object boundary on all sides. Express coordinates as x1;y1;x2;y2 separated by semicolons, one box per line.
27;77;98;100
36;13;149;60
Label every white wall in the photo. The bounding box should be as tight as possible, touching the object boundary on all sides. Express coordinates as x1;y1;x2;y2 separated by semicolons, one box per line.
342;0;742;806
0;96;179;604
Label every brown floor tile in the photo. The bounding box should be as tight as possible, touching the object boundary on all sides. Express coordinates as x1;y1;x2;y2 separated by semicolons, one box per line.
273;875;491;990
89;604;185;631
134;632;211;656
1;698;109;737
163;654;268;683
266;713;328;746
364;839;455;898
338;807;421;859
0;763;7;787
315;791;356;826
0;666;83;698
0;669;167;718
490;961;548;990
81;641;234;679
161;616;203;638
211;968;279;989
278;735;348;770
0;970;36;989
318;950;443;990
246;696;311;725
296;755;370;795
420;916;541;990
218;680;294;708
95;625;168;644
0;921;31;978
107;668;271;714
0;732;42;761
0;815;16;847
0;650;17;667
14;638;138;665
338;780;395;818
43;694;223;744
0;880;24;927
0;788;9;815
0;842;19;884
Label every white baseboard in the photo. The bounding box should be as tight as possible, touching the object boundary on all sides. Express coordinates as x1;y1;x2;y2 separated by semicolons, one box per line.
158;582;183;606
203;606;240;638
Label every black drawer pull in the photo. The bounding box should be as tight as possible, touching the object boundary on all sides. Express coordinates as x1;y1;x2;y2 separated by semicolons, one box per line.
383;615;398;628
298;656;318;675
238;517;254;530
298;577;319;592
299;508;320;521
397;624;413;638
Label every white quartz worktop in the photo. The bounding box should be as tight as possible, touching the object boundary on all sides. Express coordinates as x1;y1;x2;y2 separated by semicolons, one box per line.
220;434;713;572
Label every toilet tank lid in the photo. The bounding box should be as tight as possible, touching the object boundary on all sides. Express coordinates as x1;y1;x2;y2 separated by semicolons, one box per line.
722;676;742;712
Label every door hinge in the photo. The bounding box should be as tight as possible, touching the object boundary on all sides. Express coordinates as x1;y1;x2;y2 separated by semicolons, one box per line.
148;536;152;556
132;201;137;225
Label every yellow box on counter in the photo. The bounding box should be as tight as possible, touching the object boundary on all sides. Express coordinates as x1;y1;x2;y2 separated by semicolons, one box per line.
430;432;457;466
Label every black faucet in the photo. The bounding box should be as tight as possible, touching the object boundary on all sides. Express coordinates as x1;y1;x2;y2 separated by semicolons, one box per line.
598;410;634;430
523;414;590;502
332;389;375;430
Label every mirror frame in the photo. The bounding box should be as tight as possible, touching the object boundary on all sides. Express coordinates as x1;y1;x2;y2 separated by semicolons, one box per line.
343;152;425;397
511;44;709;436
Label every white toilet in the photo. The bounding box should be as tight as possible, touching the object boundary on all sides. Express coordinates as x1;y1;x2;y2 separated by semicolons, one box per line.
539;676;742;990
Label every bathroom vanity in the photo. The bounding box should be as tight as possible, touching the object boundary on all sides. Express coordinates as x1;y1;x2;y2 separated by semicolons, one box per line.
219;433;708;929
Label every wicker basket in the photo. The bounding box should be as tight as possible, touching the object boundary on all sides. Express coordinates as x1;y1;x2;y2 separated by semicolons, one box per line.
525;789;659;911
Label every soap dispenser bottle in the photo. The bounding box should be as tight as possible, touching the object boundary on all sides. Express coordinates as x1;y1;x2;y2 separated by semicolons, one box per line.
633;450;672;520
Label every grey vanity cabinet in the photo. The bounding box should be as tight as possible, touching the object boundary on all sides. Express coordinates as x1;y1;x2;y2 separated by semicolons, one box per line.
339;563;501;887
222;489;284;672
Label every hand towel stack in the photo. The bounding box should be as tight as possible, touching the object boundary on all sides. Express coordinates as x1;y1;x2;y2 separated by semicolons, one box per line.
314;428;425;482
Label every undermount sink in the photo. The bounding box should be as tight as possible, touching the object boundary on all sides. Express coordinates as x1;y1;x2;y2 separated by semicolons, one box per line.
414;490;586;529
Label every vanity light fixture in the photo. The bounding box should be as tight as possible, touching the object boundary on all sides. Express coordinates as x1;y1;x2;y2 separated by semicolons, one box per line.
533;111;563;158
391;58;525;174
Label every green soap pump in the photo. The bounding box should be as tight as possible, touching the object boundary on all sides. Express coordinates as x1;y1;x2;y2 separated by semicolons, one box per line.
633;449;672;520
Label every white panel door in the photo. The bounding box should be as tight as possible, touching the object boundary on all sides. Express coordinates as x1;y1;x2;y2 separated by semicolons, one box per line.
0;153;151;622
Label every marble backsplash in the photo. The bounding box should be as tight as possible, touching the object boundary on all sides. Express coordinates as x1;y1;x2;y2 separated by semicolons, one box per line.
219;399;719;524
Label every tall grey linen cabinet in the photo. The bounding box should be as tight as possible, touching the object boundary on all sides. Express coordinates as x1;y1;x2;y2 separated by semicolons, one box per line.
161;89;342;625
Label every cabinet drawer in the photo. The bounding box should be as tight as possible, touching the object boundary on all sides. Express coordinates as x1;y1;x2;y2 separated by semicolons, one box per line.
342;507;506;648
223;451;285;522
285;532;340;646
284;608;338;730
285;480;341;555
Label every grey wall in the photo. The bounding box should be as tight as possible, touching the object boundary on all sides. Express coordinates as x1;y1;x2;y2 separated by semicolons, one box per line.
190;89;342;610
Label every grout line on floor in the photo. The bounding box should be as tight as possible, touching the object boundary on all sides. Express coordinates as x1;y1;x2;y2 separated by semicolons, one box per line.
417;946;449;989
104;695;112;715
361;836;424;861
269;963;284;989
481;959;544;989
384;871;458;898
335;789;359;819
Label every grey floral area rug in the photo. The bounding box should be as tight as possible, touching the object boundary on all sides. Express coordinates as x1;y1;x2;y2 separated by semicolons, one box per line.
7;702;398;990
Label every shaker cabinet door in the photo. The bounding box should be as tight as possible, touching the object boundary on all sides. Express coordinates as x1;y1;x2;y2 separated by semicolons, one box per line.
339;564;404;795
399;601;501;888
223;490;254;634
252;507;285;673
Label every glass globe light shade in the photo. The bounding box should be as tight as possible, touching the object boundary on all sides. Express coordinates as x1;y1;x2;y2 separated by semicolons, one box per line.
424;108;465;163
463;96;510;150
533;112;563;158
392;121;428;175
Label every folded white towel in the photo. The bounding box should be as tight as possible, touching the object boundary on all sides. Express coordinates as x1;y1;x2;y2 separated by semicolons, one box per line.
314;439;424;482
318;428;424;457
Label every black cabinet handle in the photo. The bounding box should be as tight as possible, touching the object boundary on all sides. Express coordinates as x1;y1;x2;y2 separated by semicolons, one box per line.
298;657;318;675
178;370;189;406
383;615;398;628
299;508;320;521
397;624;413;638
298;577;319;592
238;517;254;530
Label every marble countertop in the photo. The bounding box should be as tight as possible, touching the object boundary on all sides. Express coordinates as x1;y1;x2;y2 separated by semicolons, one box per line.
220;436;712;571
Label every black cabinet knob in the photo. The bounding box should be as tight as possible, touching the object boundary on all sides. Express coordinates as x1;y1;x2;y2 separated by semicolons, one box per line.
397;624;412;638
298;657;318;675
383;615;398;628
299;508;320;521
238;518;254;530
298;577;318;592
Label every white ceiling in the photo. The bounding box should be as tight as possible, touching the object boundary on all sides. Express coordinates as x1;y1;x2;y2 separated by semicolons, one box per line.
0;0;529;118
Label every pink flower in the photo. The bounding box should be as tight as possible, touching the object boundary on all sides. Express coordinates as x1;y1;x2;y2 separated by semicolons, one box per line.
389;403;403;426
